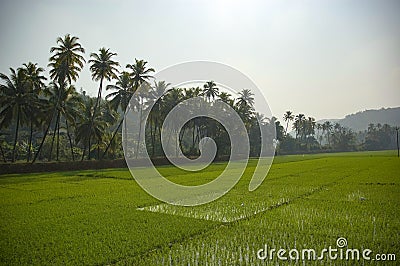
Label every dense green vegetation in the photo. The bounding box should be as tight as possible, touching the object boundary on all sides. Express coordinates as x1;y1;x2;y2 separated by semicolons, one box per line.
1;34;398;163
1;151;398;265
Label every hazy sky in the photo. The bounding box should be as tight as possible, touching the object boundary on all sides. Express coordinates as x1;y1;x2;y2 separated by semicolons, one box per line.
0;0;399;120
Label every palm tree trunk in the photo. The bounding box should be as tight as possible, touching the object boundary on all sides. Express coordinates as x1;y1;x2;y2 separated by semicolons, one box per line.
327;132;331;148
157;122;162;156
65;119;75;161
0;144;6;162
179;126;187;155
56;115;60;161
27;118;33;162
97;139;100;160
12;106;20;162
81;145;86;161
49;111;60;161
151;118;158;157
87;77;103;160
285;121;289;135
192;120;196;154
32;113;53;163
135;98;143;158
87;134;91;160
102;118;124;159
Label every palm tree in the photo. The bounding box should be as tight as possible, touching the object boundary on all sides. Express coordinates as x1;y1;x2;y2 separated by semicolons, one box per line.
162;88;184;156
21;62;47;161
0;68;36;162
86;47;119;159
202;81;219;102
293;114;305;140
103;71;133;158
126;59;155;158
218;92;234;107
322;121;333;148
33;34;85;163
76;98;108;160
283;111;294;135
134;82;152;158
44;82;83;161
48;34;85;85
147;81;170;157
126;59;155;90
237;88;255;107
316;123;323;147
183;87;203;153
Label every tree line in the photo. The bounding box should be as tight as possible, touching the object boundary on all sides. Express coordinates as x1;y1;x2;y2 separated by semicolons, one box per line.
277;111;399;154
0;34;398;163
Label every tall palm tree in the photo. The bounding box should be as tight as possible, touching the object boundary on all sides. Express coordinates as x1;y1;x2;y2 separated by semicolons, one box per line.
322;121;333;148
283;111;294;135
44;82;82;161
76;97;108;160
0;68;36;162
293;114;306;140
237;88;255;107
86;47;119;159
33;34;85;163
126;59;155;158
162;88;184;156
315;123;323;147
183;87;203;153
21;62;47;161
147;81;170;157
235;89;255;130
202;81;219;102
48;34;86;85
103;71;133;158
126;59;155;90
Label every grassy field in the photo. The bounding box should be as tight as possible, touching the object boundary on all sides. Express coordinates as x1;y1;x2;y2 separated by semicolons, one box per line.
0;151;399;265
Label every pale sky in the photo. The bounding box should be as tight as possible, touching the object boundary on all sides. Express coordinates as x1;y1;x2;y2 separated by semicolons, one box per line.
0;0;399;121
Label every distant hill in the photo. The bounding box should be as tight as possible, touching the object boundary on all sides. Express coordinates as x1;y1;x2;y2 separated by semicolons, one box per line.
317;107;400;132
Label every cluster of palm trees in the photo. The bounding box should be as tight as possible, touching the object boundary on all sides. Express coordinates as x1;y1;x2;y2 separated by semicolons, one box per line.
0;34;274;163
141;84;273;158
280;111;360;152
0;34;155;162
365;123;398;151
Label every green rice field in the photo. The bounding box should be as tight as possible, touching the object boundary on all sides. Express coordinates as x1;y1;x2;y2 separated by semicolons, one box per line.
0;151;399;265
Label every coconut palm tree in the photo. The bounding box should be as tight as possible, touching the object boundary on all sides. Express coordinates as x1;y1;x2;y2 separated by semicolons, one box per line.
322;121;333;148
103;71;133;158
86;47;119;159
44;82;83;161
202;81;219;102
147;81;170;157
48;34;85;85
237;88;255;107
283;111;294;135
20;62;47;161
218;92;234;107
76;97;108;160
33;34;85;163
126;59;155;90
182;87;203;153
315;123;323;147
162;88;184;156
293;114;305;140
0;68;36;162
235;89;255;130
126;59;155;158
